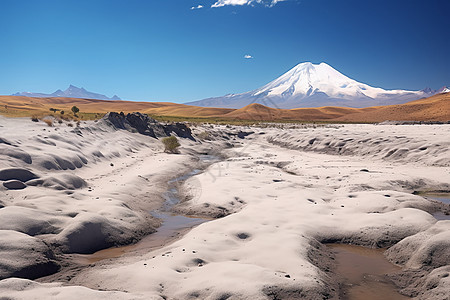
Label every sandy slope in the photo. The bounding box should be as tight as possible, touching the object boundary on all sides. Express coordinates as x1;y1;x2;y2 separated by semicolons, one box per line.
0;119;449;299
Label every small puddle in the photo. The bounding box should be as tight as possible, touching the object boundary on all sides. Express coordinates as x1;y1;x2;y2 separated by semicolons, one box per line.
422;193;450;221
198;154;220;162
328;244;409;300
78;154;219;264
424;193;450;205
432;212;450;221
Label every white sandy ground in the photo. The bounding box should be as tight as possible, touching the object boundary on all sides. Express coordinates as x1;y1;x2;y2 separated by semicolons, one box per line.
0;116;203;274
0;119;449;299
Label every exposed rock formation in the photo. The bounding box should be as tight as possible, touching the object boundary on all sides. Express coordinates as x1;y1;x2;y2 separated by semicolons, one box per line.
102;112;195;140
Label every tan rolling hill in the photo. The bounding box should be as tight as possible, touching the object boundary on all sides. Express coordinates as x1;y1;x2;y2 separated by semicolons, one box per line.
220;94;449;122
0;93;448;122
219;103;359;121
142;105;233;118
334;93;450;122
0;96;232;119
0;96;183;113
219;103;298;121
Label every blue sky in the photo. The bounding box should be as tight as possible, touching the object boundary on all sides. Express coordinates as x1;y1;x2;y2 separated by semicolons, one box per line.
0;0;449;103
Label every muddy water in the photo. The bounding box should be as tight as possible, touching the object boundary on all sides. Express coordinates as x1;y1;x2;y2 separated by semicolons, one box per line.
79;214;208;264
424;193;450;205
423;193;450;220
328;244;409;300
78;154;218;264
432;211;450;221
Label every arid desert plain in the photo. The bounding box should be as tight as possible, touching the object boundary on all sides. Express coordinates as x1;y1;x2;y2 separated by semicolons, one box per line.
0;112;449;300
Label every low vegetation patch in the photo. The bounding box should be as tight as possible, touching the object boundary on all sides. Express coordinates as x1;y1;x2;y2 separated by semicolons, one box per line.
42;119;53;127
196;131;212;140
162;136;180;153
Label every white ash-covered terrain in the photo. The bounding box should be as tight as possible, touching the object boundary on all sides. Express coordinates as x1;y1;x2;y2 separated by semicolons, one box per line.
0;118;449;299
0;113;205;279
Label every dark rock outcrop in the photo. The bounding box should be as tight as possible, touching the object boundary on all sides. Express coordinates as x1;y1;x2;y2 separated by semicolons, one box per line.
103;112;164;138
164;123;195;141
102;112;194;140
102;112;128;130
237;131;254;139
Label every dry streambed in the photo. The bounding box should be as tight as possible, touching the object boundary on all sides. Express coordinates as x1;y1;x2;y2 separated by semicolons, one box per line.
0;122;449;299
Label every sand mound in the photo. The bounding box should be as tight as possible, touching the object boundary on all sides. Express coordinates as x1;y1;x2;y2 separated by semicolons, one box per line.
0;206;61;236
54;212;145;254
386;221;450;269
27;173;87;190
385;221;450;299
0;148;32;164
0;230;59;280
0;278;150;300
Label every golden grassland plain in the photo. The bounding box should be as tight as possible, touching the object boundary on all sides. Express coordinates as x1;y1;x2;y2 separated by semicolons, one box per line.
0;93;448;123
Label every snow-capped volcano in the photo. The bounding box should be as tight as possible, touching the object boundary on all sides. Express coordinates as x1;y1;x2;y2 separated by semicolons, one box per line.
186;62;437;109
439;87;450;94
253;62;415;100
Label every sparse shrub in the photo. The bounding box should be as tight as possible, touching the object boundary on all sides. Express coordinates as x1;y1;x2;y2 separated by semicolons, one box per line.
31;116;39;122
60;110;64;115
71;106;80;115
197;131;211;140
67;122;73;127
162;136;180;153
43;119;53;127
58;119;63;124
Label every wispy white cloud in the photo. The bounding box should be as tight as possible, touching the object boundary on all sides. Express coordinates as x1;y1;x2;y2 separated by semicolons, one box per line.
191;4;204;10
244;54;253;59
212;0;285;8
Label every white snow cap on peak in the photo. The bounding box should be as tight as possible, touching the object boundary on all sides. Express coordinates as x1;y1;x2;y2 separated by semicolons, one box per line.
253;61;416;99
185;61;432;109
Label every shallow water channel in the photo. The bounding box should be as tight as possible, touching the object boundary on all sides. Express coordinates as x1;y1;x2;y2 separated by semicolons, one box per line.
328;244;409;300
79;154;218;264
424;193;450;221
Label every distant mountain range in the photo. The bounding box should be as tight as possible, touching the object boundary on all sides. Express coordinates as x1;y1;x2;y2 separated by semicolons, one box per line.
12;85;121;101
186;62;449;109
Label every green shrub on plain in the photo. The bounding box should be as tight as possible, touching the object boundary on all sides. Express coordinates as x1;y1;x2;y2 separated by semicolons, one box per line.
162;136;180;153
